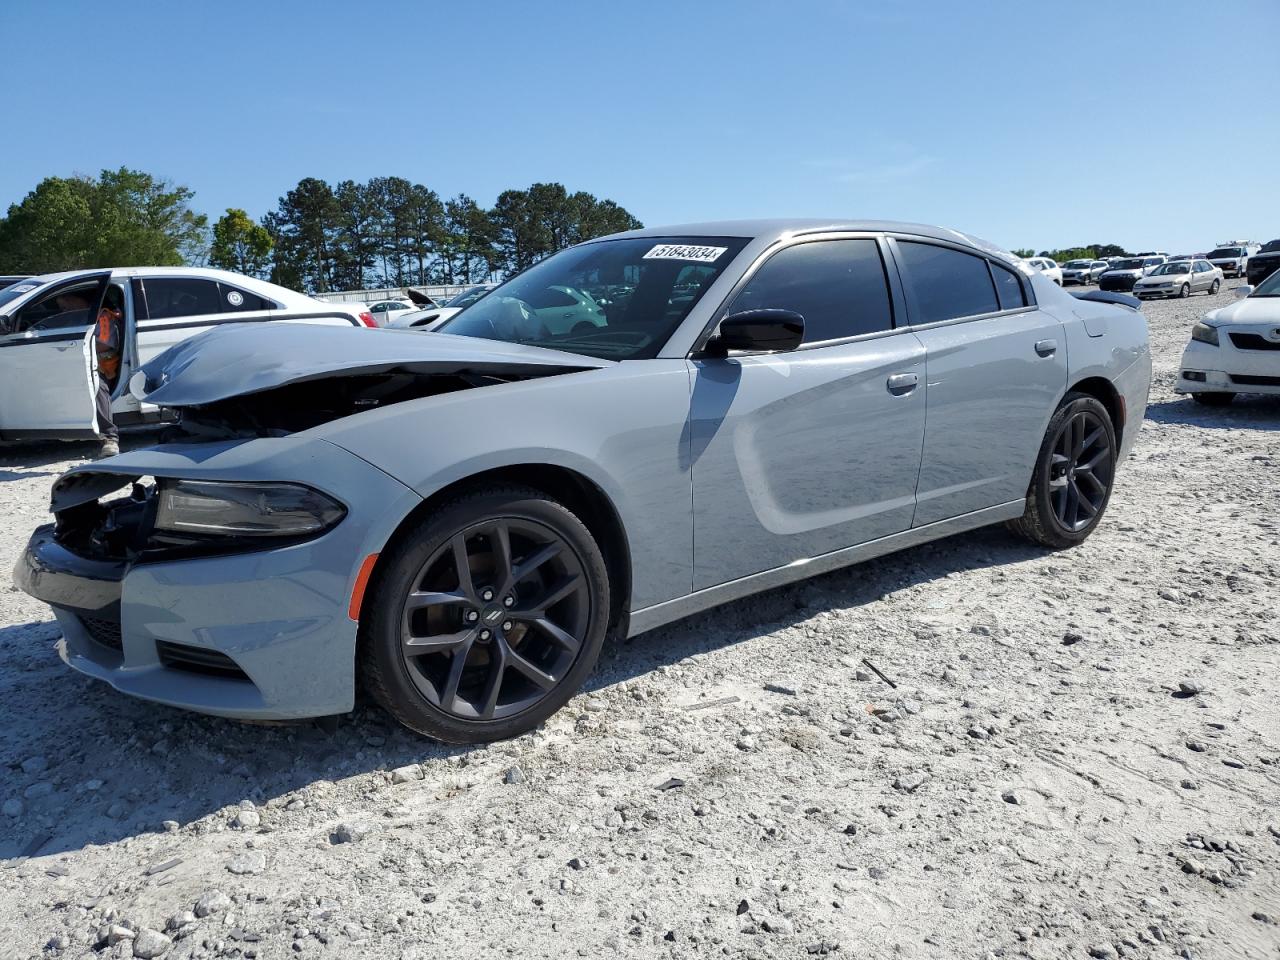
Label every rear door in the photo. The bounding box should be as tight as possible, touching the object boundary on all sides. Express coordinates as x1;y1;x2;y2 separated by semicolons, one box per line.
134;275;278;367
890;240;1068;526
0;273;110;439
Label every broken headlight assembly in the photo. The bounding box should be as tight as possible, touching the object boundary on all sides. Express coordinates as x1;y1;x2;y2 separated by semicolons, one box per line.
154;481;346;539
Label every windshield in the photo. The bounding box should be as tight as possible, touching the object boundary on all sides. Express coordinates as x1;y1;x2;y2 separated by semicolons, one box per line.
1261;240;1280;254
1254;271;1280;296
1065;260;1092;268
445;285;490;308
437;236;750;360
0;277;48;311
1207;247;1243;259
1113;259;1143;270
1153;262;1191;275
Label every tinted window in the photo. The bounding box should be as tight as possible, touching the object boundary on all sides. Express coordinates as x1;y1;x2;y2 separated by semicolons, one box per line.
728;239;893;344
144;278;222;319
897;241;999;323
218;283;272;312
10;279;102;334
991;262;1027;310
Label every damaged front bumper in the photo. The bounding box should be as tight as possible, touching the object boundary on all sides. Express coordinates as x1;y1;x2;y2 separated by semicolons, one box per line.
14;437;422;721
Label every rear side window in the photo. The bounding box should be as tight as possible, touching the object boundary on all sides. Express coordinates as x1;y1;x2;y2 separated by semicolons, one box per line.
218;283;272;312
143;278;222;320
728;238;893;344
897;241;999;323
991;262;1027;310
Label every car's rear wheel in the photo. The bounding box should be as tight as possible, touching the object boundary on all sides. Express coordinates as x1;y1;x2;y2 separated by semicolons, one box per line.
1191;391;1235;406
359;485;610;743
1007;393;1117;549
1209;279;1220;295
1179;283;1190;298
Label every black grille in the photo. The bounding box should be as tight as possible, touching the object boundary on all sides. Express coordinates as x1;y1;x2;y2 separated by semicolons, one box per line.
80;614;123;651
1229;374;1280;386
156;641;250;681
1229;333;1280;351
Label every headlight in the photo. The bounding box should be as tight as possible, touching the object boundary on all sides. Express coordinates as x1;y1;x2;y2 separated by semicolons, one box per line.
1190;322;1219;346
155;480;345;538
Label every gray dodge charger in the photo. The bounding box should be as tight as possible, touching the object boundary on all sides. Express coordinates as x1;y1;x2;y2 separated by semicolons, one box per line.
16;220;1152;743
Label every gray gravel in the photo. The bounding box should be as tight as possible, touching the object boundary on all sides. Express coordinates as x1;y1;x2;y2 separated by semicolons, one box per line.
1;286;1278;959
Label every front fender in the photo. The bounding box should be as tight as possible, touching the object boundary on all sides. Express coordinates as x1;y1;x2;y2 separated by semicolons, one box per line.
312;362;697;610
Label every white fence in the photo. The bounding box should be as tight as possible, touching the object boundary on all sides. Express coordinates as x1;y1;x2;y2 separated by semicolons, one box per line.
311;285;481;305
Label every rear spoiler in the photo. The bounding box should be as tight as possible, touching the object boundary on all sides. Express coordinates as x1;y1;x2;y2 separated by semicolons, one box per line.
1071;289;1140;310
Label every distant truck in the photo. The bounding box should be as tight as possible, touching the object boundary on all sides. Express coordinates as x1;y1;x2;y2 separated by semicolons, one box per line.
1206;241;1260;278
1245;240;1280;287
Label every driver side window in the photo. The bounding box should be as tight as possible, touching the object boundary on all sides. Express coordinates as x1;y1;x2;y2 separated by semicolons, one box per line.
11;279;102;334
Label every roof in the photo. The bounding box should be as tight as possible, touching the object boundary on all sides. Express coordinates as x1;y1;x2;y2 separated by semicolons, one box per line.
592;218;1017;263
10;266;320;307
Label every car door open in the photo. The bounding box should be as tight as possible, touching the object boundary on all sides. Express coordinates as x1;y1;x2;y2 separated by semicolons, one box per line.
0;273;109;440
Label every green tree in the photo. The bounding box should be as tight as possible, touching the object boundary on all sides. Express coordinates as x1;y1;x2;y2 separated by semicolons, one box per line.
489;182;641;275
209;208;273;277
438;194;495;284
263;178;341;292
0;168;207;272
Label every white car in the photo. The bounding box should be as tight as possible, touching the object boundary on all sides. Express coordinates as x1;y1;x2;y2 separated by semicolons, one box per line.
1061;259;1109;285
1133;259;1223;300
0;267;375;441
1175;274;1280;405
1023;257;1063;285
387;285;493;330
365;298;418;326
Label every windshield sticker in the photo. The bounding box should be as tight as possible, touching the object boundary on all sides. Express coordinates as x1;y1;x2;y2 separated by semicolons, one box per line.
643;244;728;263
9;284;38;294
226;290;244;307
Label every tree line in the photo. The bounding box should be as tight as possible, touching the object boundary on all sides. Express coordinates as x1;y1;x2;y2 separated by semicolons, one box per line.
1011;244;1131;262
0;168;643;293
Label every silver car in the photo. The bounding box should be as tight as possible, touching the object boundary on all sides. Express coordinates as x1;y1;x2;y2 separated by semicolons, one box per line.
15;220;1152;743
1061;259;1109;285
1132;259;1223;299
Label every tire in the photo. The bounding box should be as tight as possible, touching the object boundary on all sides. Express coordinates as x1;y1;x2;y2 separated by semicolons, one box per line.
1178;283;1190;298
1006;393;1118;549
1191;392;1235;406
1208;279;1220;295
359;484;610;743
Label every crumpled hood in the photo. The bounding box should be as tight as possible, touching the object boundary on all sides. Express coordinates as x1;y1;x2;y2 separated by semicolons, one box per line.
132;324;612;408
1203;297;1280;327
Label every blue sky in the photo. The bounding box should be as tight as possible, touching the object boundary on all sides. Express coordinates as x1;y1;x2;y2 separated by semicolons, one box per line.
3;0;1278;254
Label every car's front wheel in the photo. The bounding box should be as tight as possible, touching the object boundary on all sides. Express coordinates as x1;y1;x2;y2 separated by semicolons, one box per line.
1179;283;1191;298
359;485;610;743
1007;393;1117;549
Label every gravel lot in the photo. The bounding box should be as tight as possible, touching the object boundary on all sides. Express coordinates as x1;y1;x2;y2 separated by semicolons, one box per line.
1;286;1277;960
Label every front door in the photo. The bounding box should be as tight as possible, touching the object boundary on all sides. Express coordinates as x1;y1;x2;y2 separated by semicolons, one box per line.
689;236;927;590
0;273;110;439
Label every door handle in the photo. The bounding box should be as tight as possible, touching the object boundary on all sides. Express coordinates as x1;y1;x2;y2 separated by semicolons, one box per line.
886;373;918;395
1034;339;1057;357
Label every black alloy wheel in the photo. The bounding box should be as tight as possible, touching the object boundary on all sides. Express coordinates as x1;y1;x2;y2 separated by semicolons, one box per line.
360;485;610;742
1007;393;1117;548
1045;408;1114;533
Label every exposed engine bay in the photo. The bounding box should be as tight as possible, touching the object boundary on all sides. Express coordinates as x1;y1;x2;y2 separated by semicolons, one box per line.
157;370;526;442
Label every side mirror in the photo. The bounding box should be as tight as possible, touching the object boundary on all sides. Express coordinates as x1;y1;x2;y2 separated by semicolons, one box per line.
703;309;804;357
1233;285;1254;299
